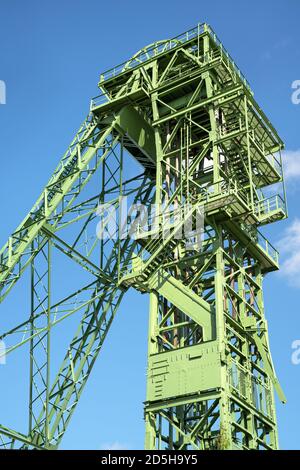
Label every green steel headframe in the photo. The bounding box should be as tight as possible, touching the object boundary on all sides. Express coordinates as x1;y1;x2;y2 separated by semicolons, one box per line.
0;23;287;450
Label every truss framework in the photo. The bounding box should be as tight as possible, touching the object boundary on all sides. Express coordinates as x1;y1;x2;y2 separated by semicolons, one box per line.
0;23;287;450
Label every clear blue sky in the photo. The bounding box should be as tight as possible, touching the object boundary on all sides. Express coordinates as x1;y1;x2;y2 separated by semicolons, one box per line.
0;0;299;450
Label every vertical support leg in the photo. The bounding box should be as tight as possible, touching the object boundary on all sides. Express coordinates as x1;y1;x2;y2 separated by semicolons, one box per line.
29;240;52;447
215;236;232;450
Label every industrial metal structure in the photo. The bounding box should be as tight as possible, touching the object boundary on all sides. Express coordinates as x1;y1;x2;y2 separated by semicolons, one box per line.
0;23;287;450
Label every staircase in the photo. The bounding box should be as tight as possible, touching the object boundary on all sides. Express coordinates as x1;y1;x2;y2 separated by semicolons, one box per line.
119;203;203;289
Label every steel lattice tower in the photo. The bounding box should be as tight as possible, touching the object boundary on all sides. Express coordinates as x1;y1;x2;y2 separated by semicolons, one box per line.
0;23;287;450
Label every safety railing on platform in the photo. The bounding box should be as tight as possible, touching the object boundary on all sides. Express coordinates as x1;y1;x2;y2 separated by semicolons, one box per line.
266;151;283;176
99;23;206;83
216;121;283;178
90;75;147;111
256;230;279;264
205;26;252;92
239;220;279;265
255;194;286;219
97;22;253;96
117;178;280;279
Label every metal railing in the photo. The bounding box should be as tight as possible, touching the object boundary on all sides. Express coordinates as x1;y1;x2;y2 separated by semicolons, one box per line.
239;221;279;265
99;23;206;83
255;194;286;219
266;152;282;176
90;75;147;110
256;230;279;264
206;26;252;92
198;177;250;208
97;22;252;96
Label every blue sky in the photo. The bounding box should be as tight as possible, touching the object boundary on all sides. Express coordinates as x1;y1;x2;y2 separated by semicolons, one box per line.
0;0;300;450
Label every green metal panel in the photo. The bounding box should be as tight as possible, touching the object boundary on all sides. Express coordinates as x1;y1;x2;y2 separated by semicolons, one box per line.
147;342;221;402
115;106;157;164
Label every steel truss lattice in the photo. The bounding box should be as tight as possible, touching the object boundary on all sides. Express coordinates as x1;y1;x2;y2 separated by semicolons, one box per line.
0;23;287;450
